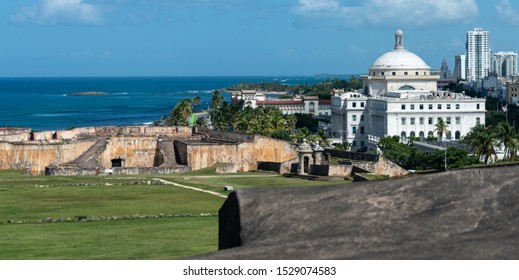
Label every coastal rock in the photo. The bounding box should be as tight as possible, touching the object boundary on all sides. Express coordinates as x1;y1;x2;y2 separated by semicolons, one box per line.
200;165;519;259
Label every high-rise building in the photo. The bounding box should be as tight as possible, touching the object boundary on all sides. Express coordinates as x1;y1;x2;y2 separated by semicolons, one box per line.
494;51;518;78
454;54;466;81
466;28;491;82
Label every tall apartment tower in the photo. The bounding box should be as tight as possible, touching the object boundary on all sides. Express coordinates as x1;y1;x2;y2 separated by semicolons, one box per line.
454;54;466;81
466;28;491;82
494;51;518;78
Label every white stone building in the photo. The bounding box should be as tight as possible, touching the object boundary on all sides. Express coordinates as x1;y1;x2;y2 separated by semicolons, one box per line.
331;30;486;152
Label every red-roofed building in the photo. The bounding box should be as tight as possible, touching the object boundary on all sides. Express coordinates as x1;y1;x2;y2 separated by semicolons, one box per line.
231;90;331;116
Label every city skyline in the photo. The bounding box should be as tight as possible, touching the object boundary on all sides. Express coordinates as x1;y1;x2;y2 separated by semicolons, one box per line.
1;0;519;77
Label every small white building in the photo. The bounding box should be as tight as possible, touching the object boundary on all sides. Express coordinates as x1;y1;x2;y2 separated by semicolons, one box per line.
332;30;486;152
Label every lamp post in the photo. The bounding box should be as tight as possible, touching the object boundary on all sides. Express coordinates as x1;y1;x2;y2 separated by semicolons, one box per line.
444;137;447;171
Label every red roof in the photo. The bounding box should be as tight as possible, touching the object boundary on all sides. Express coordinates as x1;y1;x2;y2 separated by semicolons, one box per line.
261;100;304;105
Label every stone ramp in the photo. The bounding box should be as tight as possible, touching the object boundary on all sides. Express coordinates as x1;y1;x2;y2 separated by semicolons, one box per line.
158;139;178;167
196;165;519;259
69;138;107;168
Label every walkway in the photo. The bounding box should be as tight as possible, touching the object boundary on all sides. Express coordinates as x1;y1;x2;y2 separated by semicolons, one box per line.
153;178;228;199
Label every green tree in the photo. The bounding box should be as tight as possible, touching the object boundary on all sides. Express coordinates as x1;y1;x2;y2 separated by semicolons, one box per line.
165;98;194;126
210;90;224;109
434;118;450;141
496;122;519;161
462;124;498;164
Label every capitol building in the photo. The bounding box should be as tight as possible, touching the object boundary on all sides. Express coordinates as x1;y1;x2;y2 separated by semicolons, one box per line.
331;30;486;152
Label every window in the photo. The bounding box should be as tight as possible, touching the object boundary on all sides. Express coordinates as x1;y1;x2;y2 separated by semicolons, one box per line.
456;117;460;124
420;104;424;110
361;141;365;147
410;117;415;125
352;115;357;122
438;104;442;109
410;104;415;110
360;126;365;134
352;141;357;147
401;104;406;110
392;72;396;76
419;117;424;125
416;72;419;75
456;104;460;109
401;117;406;125
352;127;357;134
477;104;480;110
352;102;357;108
447;104;451;109
382;72;385;76
447;117;451;124
404;72;408;75
360;115;364;122
437;117;442;123
360;102;365;108
429;104;433;110
428;117;433;125
476;117;480;125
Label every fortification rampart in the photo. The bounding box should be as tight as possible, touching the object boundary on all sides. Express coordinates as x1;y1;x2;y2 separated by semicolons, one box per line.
98;136;159;168
187;136;297;172
0;140;97;175
1;126;300;175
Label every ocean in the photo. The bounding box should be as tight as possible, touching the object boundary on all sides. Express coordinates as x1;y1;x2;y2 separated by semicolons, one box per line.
0;76;335;131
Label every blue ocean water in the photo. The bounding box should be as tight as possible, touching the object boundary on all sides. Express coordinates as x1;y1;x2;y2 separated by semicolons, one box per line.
0;76;330;131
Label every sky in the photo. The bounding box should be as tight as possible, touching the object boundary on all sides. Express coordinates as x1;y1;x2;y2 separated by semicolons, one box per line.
1;0;519;77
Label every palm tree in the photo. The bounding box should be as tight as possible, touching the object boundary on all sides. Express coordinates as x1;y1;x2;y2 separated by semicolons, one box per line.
463;124;498;164
210;90;224;109
496;122;518;161
434;118;450;141
168;98;192;126
434;118;450;170
294;127;311;143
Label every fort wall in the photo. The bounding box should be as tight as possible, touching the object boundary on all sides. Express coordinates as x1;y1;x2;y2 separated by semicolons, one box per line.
187;136;298;171
98;136;159;168
0;140;97;175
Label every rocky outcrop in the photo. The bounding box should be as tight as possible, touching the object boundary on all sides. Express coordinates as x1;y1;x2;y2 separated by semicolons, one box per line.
201;165;519;259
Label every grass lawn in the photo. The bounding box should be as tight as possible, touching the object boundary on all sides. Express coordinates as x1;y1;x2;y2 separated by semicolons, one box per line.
0;217;217;260
0;168;349;259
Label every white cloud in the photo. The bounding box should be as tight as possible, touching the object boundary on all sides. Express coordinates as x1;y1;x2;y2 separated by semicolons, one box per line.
11;0;103;26
292;0;479;28
496;0;519;24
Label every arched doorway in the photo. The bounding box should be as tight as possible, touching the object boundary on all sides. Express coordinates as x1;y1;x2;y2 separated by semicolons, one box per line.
303;156;310;174
400;131;407;142
309;102;316;115
455;131;461;140
419;131;425;140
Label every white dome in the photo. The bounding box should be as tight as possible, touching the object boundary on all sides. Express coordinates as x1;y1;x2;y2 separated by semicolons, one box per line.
370;49;430;70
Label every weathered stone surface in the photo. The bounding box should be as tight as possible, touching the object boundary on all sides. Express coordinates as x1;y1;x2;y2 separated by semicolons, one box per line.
200;165;519;259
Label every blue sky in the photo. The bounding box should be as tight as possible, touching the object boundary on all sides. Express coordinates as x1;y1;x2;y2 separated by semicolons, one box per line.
0;0;518;77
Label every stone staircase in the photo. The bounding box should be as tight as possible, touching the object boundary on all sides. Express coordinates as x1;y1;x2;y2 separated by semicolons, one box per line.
68;138;108;168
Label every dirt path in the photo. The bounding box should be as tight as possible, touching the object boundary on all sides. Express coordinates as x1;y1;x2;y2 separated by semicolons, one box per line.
153;178;228;199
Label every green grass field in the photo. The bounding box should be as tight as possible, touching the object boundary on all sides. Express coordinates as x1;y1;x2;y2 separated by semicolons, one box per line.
0;168;349;259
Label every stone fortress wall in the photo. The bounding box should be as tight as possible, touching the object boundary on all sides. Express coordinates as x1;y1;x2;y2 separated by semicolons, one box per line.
0;126;299;175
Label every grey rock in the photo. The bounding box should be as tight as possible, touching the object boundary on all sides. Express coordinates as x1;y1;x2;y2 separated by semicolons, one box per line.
201;165;519;259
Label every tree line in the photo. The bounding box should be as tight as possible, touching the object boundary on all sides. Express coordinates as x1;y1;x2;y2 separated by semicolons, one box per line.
227;77;362;100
